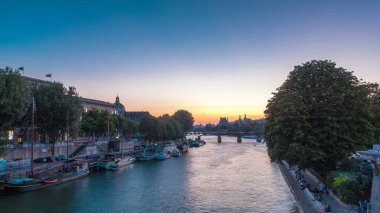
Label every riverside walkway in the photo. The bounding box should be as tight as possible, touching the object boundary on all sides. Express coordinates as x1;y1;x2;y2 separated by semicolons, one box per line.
279;163;357;213
300;170;357;213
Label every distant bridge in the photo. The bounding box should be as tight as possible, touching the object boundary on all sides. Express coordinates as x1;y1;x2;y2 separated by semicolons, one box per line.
195;131;263;143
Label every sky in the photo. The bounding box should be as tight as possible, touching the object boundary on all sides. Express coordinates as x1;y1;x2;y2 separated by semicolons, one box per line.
1;0;380;124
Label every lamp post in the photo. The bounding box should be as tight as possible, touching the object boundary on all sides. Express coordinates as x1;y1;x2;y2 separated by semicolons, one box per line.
66;110;70;162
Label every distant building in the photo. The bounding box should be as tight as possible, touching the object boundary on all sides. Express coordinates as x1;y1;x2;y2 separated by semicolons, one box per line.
113;95;150;122
114;95;126;116
80;97;117;114
124;111;150;122
232;114;266;126
24;76;53;87
219;117;229;126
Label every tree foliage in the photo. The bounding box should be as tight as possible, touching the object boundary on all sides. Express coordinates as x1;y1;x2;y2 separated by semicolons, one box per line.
34;83;82;143
81;110;139;139
372;86;380;142
81;109;108;138
173;110;194;133
138;115;162;142
159;114;182;140
0;67;31;130
326;171;372;204
138;113;186;142
265;60;374;174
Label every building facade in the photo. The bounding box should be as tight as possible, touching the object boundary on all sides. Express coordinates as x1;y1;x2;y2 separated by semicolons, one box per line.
80;97;117;114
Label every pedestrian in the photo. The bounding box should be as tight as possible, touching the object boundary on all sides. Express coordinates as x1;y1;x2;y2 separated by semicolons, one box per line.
358;201;363;213
321;203;331;213
325;203;331;213
319;182;325;193
362;200;368;212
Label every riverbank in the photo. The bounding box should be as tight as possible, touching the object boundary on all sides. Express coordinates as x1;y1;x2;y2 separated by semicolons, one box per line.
279;162;358;213
278;163;320;213
0;136;297;212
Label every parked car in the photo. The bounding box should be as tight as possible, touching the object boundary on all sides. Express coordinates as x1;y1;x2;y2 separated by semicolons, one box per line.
33;157;54;163
54;155;67;161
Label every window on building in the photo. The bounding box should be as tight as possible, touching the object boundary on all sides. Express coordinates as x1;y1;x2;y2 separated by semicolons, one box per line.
8;130;14;140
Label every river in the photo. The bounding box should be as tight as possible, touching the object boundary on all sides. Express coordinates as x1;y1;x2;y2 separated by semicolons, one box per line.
0;136;298;213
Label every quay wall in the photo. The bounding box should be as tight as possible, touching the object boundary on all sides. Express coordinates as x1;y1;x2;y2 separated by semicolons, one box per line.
278;164;320;213
2;141;109;160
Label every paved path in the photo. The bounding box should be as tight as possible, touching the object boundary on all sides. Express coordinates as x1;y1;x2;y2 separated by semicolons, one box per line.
301;170;357;213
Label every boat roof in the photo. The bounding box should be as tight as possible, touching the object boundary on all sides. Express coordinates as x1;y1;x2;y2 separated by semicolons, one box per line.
8;178;35;184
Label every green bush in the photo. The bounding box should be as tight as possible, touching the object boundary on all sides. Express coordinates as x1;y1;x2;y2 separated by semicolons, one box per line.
327;171;372;204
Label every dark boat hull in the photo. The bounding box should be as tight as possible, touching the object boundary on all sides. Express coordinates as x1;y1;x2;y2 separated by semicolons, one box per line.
0;171;89;195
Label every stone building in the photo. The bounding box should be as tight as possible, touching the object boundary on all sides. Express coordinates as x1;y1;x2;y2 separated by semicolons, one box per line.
80;97;117;114
24;76;52;87
113;95;150;122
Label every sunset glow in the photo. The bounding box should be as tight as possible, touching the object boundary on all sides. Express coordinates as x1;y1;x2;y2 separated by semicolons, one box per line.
1;0;380;124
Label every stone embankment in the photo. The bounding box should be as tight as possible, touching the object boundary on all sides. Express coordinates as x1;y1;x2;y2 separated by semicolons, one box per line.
278;163;320;213
279;163;358;213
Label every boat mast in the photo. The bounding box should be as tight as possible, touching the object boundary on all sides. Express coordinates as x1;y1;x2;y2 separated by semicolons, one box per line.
30;97;35;177
120;140;123;158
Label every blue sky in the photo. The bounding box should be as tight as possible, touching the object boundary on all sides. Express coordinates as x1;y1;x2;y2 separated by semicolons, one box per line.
1;0;380;123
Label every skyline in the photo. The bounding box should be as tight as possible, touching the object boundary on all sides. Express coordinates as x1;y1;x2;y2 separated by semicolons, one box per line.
1;0;380;124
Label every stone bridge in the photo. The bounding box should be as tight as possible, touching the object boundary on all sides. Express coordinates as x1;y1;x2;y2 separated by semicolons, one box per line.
198;132;263;143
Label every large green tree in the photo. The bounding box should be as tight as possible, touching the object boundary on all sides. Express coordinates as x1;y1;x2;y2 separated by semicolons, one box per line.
0;67;31;131
173;110;194;133
80;109;110;139
0;67;30;156
159;114;182;140
138;115;162;142
265;60;374;174
81;110;139;139
125;119;139;135
109;114;138;136
34;83;82;143
371;85;380;142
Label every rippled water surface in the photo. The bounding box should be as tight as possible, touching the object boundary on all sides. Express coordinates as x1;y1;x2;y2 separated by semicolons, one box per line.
0;136;298;213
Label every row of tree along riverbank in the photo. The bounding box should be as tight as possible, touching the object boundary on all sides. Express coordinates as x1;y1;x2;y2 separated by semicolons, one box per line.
0;67;194;157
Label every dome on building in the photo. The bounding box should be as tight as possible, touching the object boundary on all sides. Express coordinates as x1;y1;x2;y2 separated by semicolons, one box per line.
114;95;126;116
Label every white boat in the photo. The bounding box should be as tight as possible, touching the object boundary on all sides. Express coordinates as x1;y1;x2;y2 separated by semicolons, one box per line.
114;156;136;167
95;154;136;170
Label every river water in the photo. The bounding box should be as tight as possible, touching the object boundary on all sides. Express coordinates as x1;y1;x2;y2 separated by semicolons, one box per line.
0;136;298;213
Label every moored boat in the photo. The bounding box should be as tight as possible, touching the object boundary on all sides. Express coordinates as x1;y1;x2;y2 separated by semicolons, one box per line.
136;153;156;161
116;156;136;167
155;151;171;160
170;148;181;157
0;161;89;195
95;154;136;170
177;142;189;153
136;144;156;161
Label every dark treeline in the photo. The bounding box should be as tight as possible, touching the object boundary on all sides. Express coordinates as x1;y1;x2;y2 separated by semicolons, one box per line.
80;109;139;139
139;110;194;143
0;67;82;145
0;67;194;147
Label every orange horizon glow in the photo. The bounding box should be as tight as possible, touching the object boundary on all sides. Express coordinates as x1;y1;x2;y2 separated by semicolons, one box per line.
126;104;265;125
